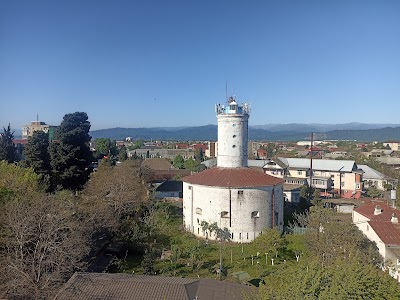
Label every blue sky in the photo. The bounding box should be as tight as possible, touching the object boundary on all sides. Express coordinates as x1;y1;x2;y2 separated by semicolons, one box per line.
1;1;399;130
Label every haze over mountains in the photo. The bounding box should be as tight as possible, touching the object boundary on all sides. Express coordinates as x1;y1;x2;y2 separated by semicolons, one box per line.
89;123;400;142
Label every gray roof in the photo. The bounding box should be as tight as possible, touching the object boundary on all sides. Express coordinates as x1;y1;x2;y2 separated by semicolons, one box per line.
201;158;217;168
376;157;400;165
54;272;255;300
276;157;357;173
248;159;269;167
358;165;386;180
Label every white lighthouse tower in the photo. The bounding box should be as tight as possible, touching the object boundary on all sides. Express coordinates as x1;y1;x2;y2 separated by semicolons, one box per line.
182;96;284;243
216;96;250;168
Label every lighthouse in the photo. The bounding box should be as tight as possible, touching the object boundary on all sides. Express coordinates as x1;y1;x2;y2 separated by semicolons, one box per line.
182;96;284;243
216;96;250;168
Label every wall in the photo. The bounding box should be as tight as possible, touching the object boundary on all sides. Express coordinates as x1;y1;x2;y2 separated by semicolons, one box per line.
217;114;248;168
183;182;284;243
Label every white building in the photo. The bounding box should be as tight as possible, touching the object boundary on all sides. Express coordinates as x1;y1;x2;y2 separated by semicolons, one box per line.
353;202;400;282
182;97;284;243
263;157;363;198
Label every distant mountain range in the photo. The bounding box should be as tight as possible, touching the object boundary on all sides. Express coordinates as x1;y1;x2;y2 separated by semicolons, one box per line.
90;123;400;142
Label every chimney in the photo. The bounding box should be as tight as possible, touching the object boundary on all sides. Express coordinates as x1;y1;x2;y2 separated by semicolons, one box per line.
374;205;382;215
391;213;398;224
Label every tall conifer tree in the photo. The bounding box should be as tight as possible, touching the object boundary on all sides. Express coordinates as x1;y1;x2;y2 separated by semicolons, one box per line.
50;112;92;190
0;124;16;163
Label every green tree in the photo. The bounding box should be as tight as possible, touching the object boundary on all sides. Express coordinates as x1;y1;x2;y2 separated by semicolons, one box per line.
49;112;93;190
0;124;16;163
253;228;284;260
258;258;400;300
0;161;40;201
311;188;321;206
184;157;196;171
367;185;381;198
95;138;118;159
21;131;51;190
194;147;204;163
119;145;128;161
173;155;185;169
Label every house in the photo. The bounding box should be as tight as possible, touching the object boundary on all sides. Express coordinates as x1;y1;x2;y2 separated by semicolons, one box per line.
383;141;400;151
263;157;363;197
205;141;217;158
376;157;400;168
140;158;191;182
154;180;183;199
54;272;256;300
283;184;302;203
256;148;267;159
363;149;394;159
22;120;57;140
358;164;389;191
353;202;400;282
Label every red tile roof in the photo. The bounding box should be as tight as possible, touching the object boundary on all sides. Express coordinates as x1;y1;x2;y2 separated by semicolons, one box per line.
182;167;284;188
354;202;400;245
368;221;400;245
354;202;398;221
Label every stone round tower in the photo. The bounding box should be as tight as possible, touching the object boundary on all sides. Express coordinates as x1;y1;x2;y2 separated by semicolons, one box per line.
216;96;250;168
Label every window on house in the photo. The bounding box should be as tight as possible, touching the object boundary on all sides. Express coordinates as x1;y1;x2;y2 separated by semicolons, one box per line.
251;211;260;218
188;186;192;190
233;135;237;138
341;182;345;187
238;190;244;195
297;170;302;175
232;145;236;148
221;211;229;218
195;208;202;215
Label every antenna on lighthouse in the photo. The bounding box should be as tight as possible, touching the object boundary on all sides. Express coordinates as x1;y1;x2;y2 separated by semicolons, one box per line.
225;80;228;102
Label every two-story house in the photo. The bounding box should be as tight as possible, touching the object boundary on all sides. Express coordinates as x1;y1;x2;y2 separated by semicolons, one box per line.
263;157;363;197
353;202;400;282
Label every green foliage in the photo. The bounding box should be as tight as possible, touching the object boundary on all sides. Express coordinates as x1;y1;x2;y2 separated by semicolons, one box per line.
253;229;284;257
311;188;321;206
0;124;16;163
194;147;204;163
95;138;119;158
119;145;128;161
49;112;93;190
173;155;185;169
0;161;40;197
127;139;144;151
184;157;196;171
367;185;381;198
21;131;51;191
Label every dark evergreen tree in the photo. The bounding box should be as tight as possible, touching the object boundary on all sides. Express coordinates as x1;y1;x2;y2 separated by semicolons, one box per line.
119;145;128;161
0;124;16;163
22;131;51;190
49;112;93;190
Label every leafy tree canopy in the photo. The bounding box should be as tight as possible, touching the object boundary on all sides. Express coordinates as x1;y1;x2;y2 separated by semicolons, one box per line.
173;155;185;169
21;131;51;190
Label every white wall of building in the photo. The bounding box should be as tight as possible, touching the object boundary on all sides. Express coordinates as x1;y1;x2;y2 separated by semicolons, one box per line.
183;182;284;243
